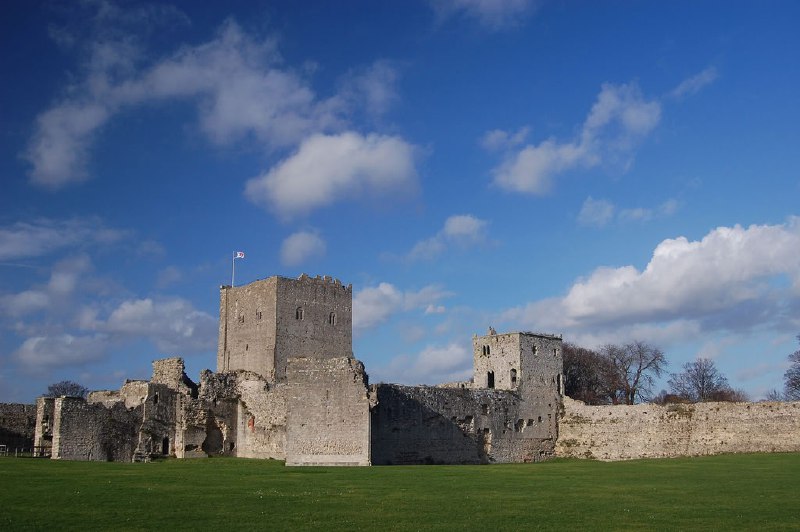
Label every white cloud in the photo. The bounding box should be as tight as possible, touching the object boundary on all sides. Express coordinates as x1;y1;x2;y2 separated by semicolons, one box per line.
407;214;489;261
0;255;92;317
0;291;50;318
491;82;661;194
353;282;452;333
245;132;418;219
14;334;110;370
503;218;800;341
24;19;350;189
105;297;217;353
578;197;615;227
375;342;473;385
338;60;401;117
280;231;327;266
425;304;446;314
578;197;679;227
670;67;718;99
480;127;529;152
430;0;538;30
0;218;126;261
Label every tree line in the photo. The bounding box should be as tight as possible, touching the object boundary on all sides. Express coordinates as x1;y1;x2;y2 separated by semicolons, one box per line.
564;335;800;405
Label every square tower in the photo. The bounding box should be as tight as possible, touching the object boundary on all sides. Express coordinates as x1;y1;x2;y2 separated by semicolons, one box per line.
217;274;353;381
472;329;563;398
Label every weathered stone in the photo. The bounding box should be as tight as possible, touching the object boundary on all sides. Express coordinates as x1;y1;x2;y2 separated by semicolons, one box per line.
0;403;36;450
557;397;800;460
36;272;800;465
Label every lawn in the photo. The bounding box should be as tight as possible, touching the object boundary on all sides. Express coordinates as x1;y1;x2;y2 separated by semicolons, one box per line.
1;453;798;531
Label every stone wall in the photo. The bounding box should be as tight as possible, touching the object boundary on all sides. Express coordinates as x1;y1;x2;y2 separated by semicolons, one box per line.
34;397;55;454
0;403;36;449
370;384;558;465
274;275;353;382
51;397;140;461
557;397;800;460
218;278;279;377
285;357;370;466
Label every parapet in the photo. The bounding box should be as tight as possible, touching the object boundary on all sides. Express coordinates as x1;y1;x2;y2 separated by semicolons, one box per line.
296;273;352;292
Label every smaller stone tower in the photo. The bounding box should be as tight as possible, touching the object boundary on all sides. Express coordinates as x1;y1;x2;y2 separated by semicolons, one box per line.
472;329;563;397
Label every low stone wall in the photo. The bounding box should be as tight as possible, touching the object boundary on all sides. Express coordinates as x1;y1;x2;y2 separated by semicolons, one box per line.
371;384;557;465
51;397;140;461
557;397;800;461
0;403;36;449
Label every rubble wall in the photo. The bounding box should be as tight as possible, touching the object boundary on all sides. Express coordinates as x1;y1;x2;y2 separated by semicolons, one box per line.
557;397;800;460
285;357;370;466
34;397;55;453
51;397;140;461
0;403;36;449
371;384;558;465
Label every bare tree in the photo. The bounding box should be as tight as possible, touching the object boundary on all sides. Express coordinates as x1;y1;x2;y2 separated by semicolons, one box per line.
668;358;731;402
562;343;615;404
784;336;800;401
45;380;88;398
602;341;667;405
765;389;784;402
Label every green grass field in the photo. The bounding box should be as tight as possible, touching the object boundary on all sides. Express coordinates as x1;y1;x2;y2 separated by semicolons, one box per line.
1;453;798;531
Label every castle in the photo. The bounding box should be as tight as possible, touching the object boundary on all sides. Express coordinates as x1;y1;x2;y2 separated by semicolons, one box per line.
32;274;564;464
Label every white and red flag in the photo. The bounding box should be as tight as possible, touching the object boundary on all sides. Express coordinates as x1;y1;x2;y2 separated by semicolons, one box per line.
231;251;245;286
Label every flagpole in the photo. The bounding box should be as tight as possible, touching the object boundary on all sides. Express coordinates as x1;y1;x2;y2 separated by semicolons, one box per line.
231;251;235;287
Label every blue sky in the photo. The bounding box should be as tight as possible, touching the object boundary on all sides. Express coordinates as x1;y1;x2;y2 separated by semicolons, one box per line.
1;0;799;403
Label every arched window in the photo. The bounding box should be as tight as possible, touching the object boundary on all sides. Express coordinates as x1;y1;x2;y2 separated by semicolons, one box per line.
328;312;336;325
296;307;304;320
510;368;517;388
487;371;495;389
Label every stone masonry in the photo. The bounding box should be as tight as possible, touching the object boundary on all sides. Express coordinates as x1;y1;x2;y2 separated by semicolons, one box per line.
32;272;800;464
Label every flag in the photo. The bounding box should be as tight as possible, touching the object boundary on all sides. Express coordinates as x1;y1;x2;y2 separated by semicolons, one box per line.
235;251;245;259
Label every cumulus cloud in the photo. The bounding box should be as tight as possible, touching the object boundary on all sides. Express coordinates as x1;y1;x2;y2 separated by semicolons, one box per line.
14;333;110;370
26;15;406;189
280;231;327;266
503;218;800;341
104;297;217;353
577;197;615;227
430;0;538;30
0;255;92;318
353;283;452;333
670;67;718;99
490;82;661;194
374;342;473;385
245;132;418;219
480;127;529;152
578;197;679;227
338;60;401;118
407;214;489;261
0;218;126;261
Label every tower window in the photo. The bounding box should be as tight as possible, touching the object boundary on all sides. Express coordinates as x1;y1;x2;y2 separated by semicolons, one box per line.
487;371;495;389
328;312;336;325
510;368;517;388
295;307;304;320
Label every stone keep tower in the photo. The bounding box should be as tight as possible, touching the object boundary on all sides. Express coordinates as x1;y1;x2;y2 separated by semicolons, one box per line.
217;274;353;382
472;330;563;398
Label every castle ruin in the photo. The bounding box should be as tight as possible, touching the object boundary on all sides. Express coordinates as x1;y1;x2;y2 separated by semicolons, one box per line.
25;273;800;464
32;274;562;465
